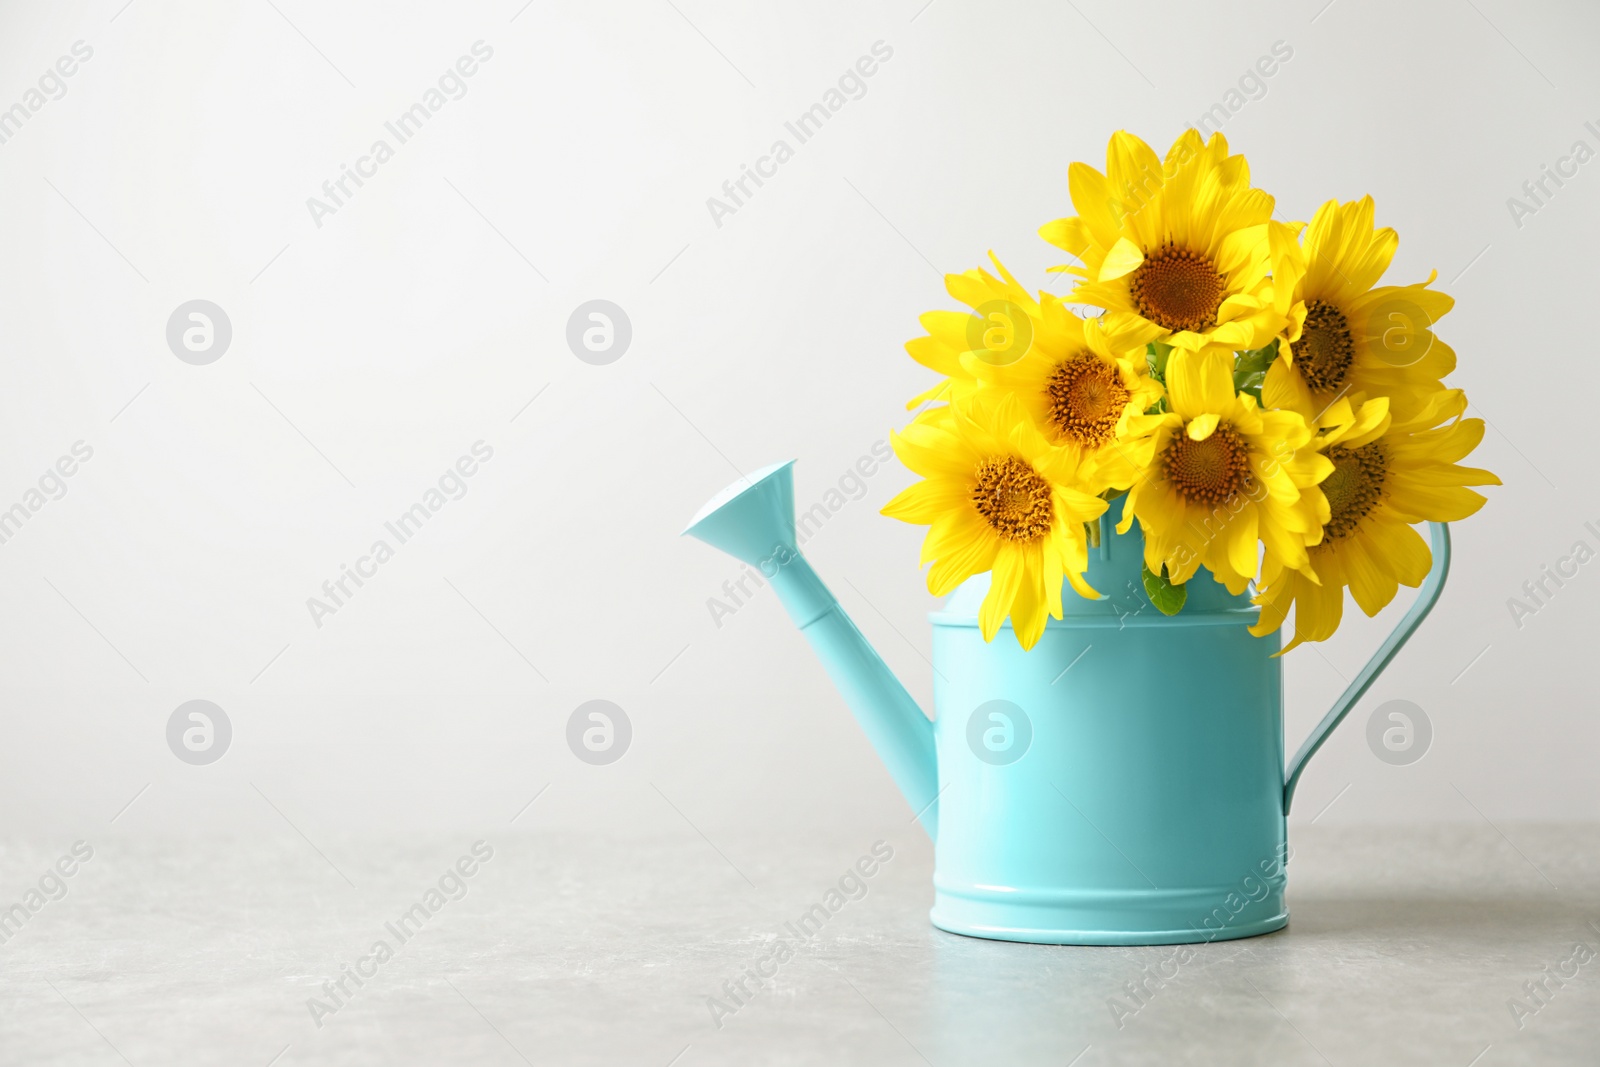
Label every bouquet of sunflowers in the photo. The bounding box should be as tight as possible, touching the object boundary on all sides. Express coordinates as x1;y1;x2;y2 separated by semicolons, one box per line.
883;130;1499;651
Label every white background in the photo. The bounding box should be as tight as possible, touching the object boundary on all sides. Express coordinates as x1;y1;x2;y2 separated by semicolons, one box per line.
1;0;1595;849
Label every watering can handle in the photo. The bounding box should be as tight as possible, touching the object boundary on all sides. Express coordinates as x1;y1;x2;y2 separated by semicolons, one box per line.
1281;522;1451;814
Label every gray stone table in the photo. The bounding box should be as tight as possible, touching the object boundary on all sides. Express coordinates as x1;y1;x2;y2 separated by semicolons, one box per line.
2;823;1597;1065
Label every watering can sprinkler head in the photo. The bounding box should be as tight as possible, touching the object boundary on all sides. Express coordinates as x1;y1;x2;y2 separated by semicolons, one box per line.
682;460;799;569
684;461;940;838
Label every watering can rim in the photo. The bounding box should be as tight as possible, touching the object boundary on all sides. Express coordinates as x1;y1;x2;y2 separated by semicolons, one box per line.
928;604;1260;628
928;573;1262;627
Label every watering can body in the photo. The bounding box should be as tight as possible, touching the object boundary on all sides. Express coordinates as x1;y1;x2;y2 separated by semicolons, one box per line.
928;501;1289;944
685;461;1450;946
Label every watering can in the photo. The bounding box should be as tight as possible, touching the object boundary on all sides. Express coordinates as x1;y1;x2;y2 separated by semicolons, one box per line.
684;460;1450;945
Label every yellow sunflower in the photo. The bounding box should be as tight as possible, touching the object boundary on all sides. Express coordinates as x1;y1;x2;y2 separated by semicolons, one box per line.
903;253;1045;410
1265;197;1457;422
1040;129;1283;355
1119;348;1329;595
882;393;1107;649
1251;388;1499;650
950;291;1163;491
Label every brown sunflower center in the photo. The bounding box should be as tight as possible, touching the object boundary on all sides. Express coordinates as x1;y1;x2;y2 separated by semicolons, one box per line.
1129;243;1225;333
1321;443;1387;541
1161;423;1254;506
971;456;1053;543
1045;355;1130;449
1298;299;1355;392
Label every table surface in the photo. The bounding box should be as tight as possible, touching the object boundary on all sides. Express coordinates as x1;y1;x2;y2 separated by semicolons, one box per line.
1;822;1597;1066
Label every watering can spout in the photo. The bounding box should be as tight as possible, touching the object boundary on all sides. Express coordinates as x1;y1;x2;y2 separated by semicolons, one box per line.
683;461;940;838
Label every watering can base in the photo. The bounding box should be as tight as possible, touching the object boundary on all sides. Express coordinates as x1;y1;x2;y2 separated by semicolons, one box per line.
929;891;1289;947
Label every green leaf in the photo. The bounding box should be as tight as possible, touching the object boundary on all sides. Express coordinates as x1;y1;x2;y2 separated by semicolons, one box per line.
1140;562;1187;616
1146;341;1173;383
1232;338;1278;403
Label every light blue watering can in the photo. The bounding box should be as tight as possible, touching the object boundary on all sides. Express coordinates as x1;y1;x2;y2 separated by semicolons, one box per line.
685;460;1450;945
